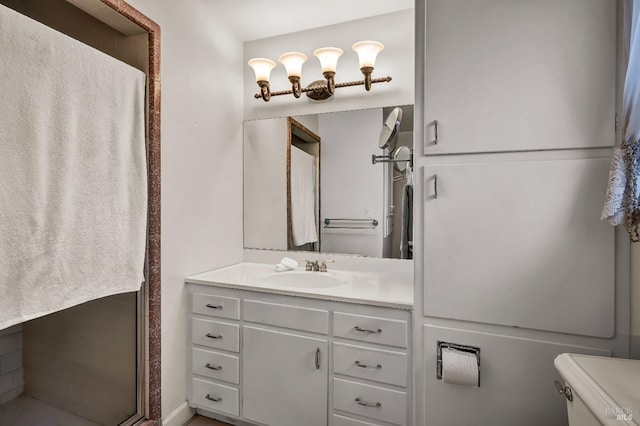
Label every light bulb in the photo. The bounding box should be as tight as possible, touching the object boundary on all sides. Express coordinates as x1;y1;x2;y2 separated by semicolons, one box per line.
247;57;276;82
352;41;384;69
313;47;343;74
279;52;307;78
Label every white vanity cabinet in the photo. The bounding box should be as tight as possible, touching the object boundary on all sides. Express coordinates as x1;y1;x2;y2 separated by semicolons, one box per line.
243;326;328;426
187;283;412;426
331;312;410;426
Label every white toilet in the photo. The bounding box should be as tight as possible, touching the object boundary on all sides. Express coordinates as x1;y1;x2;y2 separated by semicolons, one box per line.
554;353;640;426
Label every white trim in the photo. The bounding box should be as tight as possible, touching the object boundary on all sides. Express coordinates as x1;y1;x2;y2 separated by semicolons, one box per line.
162;401;195;426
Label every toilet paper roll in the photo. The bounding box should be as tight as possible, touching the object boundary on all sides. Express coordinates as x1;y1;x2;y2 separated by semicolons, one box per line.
441;348;479;386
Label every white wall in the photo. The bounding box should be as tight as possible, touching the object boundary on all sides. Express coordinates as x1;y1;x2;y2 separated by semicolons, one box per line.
244;9;414;121
319;109;385;257
117;0;245;421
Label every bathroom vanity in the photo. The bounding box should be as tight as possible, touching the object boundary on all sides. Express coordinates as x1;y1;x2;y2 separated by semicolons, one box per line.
185;262;413;426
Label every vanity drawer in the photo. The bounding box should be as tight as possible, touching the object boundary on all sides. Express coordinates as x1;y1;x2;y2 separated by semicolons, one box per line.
243;299;329;334
192;318;240;352
192;348;239;384
191;377;239;416
333;312;408;348
192;293;240;320
333;378;407;426
333;342;407;387
333;414;381;426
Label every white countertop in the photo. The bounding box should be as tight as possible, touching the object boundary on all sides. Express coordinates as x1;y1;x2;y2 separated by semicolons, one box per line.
185;262;413;310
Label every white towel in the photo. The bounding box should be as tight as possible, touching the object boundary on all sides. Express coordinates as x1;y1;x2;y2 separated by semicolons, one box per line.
0;5;147;330
290;147;318;246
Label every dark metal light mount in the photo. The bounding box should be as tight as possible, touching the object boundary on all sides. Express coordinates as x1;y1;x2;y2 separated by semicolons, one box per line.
249;40;390;102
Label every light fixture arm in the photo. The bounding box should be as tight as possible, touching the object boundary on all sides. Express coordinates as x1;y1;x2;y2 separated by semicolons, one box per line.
288;76;302;98
360;66;374;91
257;80;271;102
253;76;392;100
323;71;336;95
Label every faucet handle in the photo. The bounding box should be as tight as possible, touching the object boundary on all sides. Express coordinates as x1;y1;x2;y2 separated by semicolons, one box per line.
319;259;334;272
303;259;316;271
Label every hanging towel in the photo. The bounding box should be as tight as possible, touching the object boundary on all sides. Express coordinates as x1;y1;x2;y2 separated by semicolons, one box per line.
0;5;147;330
290;147;318;246
400;184;413;259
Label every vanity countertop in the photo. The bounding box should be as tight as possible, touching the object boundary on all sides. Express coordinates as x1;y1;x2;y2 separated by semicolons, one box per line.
185;262;413;310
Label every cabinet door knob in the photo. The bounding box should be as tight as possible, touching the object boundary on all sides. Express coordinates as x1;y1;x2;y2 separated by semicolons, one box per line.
315;348;321;370
206;333;222;339
354;326;382;334
355;397;381;408
205;363;222;371
206;303;223;309
355;360;382;369
205;394;222;403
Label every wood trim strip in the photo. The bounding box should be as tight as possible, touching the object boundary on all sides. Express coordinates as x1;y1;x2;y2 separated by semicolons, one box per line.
98;0;161;422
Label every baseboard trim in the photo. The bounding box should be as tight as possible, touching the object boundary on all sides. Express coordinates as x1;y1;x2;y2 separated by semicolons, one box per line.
163;401;195;426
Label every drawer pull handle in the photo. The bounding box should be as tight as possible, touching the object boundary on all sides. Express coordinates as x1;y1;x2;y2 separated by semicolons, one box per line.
354;326;382;334
206;333;222;339
355;397;381;408
205;363;222;371
315;348;321;370
205;394;222;403
206;303;223;309
355;360;382;369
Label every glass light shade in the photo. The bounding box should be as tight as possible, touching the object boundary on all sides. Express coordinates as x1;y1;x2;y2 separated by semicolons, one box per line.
279;52;307;78
248;58;276;82
313;47;344;73
352;41;384;68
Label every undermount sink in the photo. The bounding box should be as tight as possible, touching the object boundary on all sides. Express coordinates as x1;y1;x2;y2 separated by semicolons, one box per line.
260;270;350;289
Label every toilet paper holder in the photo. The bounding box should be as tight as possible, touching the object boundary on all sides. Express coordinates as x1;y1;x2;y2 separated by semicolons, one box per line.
437;341;481;387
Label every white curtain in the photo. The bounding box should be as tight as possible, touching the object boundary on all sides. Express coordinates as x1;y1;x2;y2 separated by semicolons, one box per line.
602;0;640;241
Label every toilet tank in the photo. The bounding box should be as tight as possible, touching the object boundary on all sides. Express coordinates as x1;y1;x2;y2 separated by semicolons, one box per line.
554;353;639;426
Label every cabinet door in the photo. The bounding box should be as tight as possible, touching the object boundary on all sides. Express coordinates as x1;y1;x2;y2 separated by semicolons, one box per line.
423;159;615;337
424;0;616;154
243;326;328;426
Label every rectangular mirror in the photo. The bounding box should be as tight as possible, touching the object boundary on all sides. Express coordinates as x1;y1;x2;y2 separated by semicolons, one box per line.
244;105;413;259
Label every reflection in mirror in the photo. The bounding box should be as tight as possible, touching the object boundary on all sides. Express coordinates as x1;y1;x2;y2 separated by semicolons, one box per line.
392;145;412;173
243;105;413;259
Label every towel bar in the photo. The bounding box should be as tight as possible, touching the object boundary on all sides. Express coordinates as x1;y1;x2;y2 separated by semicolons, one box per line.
323;218;378;229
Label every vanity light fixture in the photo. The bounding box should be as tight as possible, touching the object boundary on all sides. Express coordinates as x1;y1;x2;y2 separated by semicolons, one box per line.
352;40;384;91
247;57;276;101
248;40;391;102
279;52;307;98
312;47;343;95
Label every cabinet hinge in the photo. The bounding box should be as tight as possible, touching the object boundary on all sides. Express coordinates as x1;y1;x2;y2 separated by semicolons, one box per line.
615;113;620;132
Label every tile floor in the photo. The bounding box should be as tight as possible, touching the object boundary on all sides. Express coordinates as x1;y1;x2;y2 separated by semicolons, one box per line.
0;395;99;426
186;415;231;426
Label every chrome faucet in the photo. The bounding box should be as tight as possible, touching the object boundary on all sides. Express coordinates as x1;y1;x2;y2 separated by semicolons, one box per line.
319;260;334;272
304;259;334;272
304;260;320;272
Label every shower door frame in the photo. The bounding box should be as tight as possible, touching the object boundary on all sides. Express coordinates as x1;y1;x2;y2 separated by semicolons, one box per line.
95;1;162;424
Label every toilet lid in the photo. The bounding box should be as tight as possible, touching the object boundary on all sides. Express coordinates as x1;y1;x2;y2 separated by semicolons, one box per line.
555;353;640;425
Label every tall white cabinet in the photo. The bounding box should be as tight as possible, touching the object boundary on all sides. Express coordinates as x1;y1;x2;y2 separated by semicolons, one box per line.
414;0;628;425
